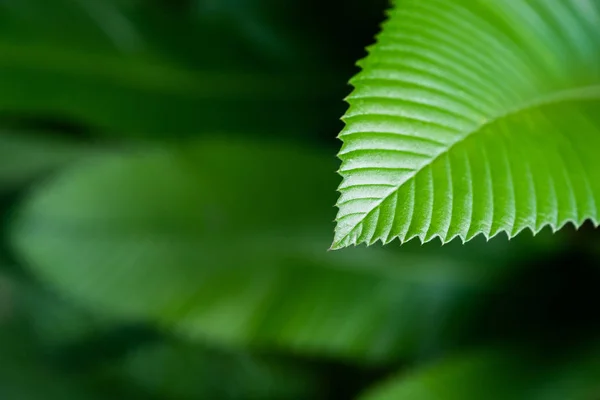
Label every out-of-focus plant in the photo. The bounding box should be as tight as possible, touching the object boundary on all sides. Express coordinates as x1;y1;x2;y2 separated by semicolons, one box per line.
1;0;600;399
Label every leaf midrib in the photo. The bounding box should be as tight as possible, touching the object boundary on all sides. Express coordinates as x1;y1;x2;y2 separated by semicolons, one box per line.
334;83;600;248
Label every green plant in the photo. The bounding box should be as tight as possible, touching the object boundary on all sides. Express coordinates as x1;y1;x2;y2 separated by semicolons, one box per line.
333;0;600;249
1;0;600;399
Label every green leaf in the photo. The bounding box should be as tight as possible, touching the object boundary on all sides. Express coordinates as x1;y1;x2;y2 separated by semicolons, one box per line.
115;342;324;400
0;132;88;191
0;0;338;140
9;138;508;363
0;0;141;52
0;42;332;140
332;0;600;249
14;280;115;348
358;345;600;400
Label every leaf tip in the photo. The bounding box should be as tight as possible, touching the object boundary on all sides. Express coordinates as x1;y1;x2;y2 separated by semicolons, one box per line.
328;242;344;251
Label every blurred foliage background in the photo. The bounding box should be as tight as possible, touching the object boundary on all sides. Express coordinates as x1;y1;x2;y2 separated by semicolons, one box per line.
1;0;600;399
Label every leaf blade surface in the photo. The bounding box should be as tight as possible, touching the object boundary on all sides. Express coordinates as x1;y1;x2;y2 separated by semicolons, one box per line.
333;0;600;248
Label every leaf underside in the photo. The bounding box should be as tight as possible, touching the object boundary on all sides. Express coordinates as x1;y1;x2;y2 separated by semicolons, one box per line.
332;0;600;249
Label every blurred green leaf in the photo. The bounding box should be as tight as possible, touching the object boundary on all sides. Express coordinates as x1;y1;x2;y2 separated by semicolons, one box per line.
115;341;324;399
0;0;340;140
14;280;115;348
10;138;510;363
0;43;335;139
358;345;600;400
0;132;87;191
0;0;141;53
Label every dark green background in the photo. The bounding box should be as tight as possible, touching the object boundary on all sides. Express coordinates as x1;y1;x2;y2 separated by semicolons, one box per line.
1;0;600;399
